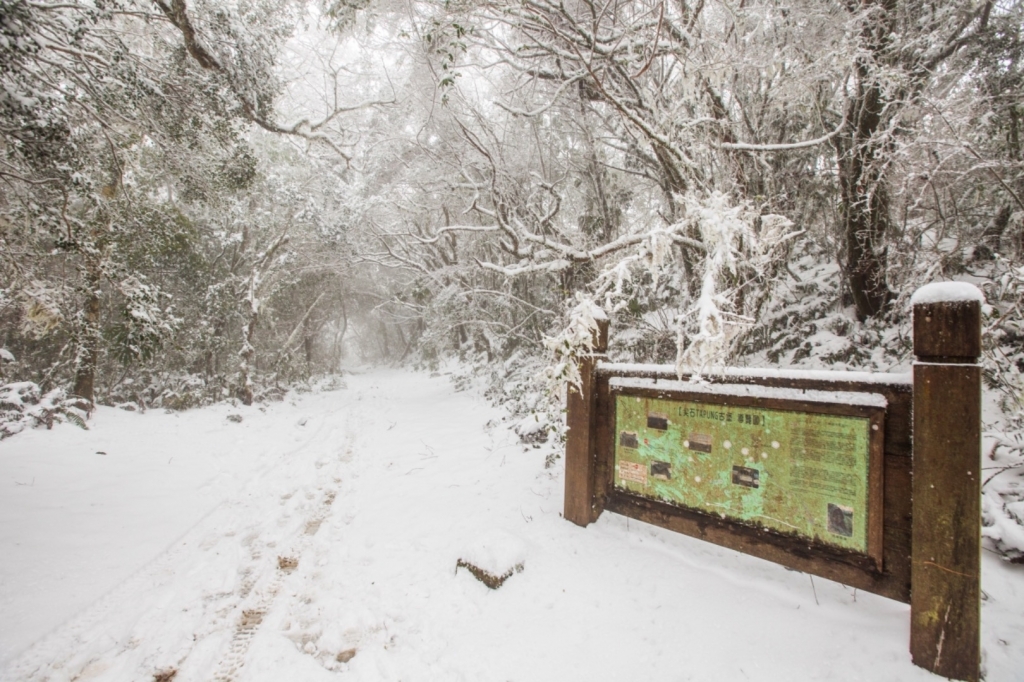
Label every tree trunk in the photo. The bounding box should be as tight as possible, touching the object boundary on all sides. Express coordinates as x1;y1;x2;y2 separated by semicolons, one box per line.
837;132;894;320
239;312;257;406
303;314;314;376
239;279;259;406
333;299;348;370
378;319;391;359
836;0;897;321
72;268;101;404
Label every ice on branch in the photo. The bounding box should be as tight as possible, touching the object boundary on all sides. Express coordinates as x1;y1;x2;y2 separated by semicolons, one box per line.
540;295;607;396
675;192;796;380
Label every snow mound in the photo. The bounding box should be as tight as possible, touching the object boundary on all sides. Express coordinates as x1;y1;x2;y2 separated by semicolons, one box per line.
513;413;551;444
910;281;985;305
456;529;527;587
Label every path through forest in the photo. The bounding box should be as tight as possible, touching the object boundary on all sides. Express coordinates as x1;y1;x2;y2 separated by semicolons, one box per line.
1;369;1022;681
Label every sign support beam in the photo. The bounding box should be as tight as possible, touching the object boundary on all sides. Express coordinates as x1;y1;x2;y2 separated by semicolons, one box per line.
910;289;982;682
564;317;608;526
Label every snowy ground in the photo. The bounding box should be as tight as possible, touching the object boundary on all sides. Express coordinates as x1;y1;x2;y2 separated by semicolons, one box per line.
0;368;1022;682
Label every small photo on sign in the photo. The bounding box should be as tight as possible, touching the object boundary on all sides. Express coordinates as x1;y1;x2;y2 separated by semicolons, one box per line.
731;465;760;488
647;413;669;430
687;433;713;453
827;503;854;537
619;431;639;449
650;461;671;480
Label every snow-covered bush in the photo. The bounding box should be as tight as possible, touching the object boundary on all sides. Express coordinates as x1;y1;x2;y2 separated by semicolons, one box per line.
290;373;348;394
982;430;1024;563
0;382;89;439
107;276;179;365
100;372;222;412
746;241;907;370
983;491;1024;564
0;348;15;381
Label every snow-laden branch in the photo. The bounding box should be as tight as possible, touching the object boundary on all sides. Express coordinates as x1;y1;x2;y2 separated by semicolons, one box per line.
495;74;586;117
718;110;848;152
411;225;500;245
476;258;572;276
285;96;397;136
468;220;708;277
151;0;363;163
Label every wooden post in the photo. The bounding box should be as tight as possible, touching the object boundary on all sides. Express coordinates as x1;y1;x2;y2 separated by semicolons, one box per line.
910;283;983;682
564;316;609;526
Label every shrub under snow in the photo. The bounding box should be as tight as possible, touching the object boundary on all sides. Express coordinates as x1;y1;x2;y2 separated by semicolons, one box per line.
0;382;89;439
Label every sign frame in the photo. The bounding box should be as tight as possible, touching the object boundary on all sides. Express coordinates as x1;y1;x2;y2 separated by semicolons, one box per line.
606;381;886;571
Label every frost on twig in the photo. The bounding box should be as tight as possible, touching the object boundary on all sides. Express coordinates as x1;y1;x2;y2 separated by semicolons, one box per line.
586;191;798;380
539;294;607;396
673;193;797;379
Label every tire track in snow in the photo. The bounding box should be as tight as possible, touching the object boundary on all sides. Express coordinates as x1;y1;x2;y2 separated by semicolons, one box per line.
209;484;341;682
198;413;355;682
0;396;355;682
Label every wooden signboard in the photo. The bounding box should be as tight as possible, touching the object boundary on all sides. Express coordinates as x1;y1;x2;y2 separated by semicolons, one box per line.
564;284;983;682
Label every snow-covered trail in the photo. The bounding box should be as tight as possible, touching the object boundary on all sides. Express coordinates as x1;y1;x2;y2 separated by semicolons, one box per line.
0;374;360;680
1;368;1022;681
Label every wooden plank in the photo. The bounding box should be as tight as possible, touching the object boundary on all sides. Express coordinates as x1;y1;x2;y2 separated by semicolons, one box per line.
881;454;913;601
867;413;885;569
881;526;911;601
604;492;907;601
883;454;912;532
596;364;914;456
881;388;912;457
607;382;886;420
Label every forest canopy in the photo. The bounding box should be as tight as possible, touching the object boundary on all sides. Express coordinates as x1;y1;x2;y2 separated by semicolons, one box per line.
1;0;1022;440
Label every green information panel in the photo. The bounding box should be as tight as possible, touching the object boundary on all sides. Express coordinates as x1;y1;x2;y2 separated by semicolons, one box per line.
614;393;876;554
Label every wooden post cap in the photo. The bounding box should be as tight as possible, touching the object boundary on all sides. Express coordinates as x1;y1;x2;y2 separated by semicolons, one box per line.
912;283;983;362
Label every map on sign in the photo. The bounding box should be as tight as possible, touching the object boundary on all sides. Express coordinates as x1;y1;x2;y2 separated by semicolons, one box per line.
614;394;874;554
